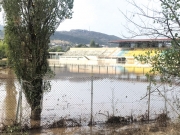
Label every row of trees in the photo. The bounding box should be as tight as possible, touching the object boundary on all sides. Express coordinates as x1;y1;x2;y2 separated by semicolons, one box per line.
48;46;64;52
75;40;100;48
0;39;99;57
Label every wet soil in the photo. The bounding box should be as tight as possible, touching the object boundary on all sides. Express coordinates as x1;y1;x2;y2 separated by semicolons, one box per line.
27;124;176;135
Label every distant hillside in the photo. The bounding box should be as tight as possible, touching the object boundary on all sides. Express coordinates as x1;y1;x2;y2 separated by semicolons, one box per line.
51;29;121;45
0;25;121;45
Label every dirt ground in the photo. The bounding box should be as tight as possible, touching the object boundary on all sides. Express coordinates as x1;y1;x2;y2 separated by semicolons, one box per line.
5;122;179;135
0;68;15;79
1;114;180;135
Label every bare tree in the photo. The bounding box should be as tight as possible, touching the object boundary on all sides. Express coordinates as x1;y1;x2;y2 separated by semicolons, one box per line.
121;0;180;115
120;0;180;77
120;0;180;40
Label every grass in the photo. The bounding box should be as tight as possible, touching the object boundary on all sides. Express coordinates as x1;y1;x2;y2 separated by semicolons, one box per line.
0;122;28;135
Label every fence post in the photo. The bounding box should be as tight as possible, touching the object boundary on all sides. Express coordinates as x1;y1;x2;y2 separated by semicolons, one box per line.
15;93;20;123
99;66;100;74
91;65;93;73
147;76;151;122
89;74;93;126
20;81;22;124
16;79;23;123
78;65;79;73
163;84;167;114
143;67;144;75
112;87;115;116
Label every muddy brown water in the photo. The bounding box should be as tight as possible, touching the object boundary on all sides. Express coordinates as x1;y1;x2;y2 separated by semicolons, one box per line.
0;67;178;134
29;125;131;135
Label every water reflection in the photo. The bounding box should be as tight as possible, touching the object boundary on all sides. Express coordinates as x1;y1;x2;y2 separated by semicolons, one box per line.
67;65;152;75
3;69;17;125
30;126;81;135
52;65;151;83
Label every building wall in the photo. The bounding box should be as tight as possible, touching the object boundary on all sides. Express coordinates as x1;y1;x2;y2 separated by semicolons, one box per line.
59;56;98;65
52;47;158;67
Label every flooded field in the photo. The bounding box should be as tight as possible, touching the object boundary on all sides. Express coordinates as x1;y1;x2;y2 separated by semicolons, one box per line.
0;66;179;134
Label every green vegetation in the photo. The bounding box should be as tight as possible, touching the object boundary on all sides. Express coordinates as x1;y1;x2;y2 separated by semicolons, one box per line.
0;27;121;46
0;41;7;59
75;44;88;48
125;0;180;115
65;46;70;52
0;41;8;67
0;59;7;67
131;0;180;80
74;40;100;48
49;46;64;52
122;0;180;80
51;29;121;45
90;40;99;47
2;0;73;120
1;123;27;135
121;0;180;116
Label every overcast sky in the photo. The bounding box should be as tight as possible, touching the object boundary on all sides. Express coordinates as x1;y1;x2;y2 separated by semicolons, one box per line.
57;0;160;38
0;0;160;38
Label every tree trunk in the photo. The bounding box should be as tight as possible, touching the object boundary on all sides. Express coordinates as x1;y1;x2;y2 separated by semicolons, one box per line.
23;78;43;120
30;119;41;129
31;107;42;120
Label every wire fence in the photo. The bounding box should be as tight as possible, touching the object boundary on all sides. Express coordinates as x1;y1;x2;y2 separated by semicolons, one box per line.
0;67;179;129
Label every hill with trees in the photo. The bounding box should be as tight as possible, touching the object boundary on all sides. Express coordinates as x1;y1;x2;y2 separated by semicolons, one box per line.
0;25;120;46
51;29;121;45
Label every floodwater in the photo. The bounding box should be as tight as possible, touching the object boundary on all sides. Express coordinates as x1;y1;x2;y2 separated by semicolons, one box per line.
29;124;140;135
0;69;18;126
0;66;179;134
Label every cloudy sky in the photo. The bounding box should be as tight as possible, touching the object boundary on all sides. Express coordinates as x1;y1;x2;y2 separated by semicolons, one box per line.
0;0;160;38
57;0;160;38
